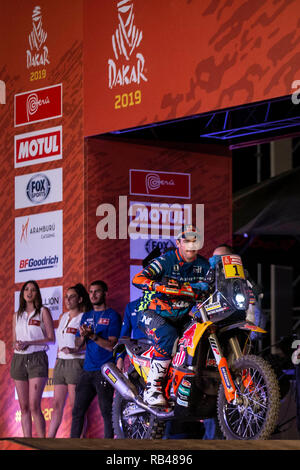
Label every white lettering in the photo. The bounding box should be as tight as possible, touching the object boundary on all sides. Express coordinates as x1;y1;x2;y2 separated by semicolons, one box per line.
95;197;204;244
108;53;147;89
291;80;300;105
0;80;5;104
27;46;50;68
17;135;59;160
291;340;300;365
96;203;116;239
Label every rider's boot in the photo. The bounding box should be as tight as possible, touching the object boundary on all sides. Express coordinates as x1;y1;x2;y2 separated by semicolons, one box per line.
144;357;171;407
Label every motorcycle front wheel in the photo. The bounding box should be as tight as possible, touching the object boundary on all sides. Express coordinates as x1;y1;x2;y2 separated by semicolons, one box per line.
112;391;166;439
217;354;280;440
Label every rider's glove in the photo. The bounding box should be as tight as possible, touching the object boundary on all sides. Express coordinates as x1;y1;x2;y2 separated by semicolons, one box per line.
189;281;209;292
155;284;178;295
177;285;195;298
209;254;222;269
155;284;195;298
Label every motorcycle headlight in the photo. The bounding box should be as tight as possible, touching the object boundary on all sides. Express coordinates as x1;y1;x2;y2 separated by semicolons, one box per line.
235;293;246;308
232;281;249;310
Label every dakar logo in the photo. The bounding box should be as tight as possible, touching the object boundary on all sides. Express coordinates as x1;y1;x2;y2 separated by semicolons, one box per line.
26;6;50;69
108;0;147;89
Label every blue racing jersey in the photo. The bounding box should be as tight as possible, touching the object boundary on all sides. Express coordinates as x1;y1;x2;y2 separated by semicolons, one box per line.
132;248;209;320
120;298;146;340
77;308;121;371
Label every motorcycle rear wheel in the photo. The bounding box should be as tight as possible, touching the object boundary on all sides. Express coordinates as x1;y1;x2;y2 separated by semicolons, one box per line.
112;391;166;439
217;354;280;440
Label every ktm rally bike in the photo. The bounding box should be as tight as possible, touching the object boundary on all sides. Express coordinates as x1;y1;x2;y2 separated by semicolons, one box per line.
102;254;280;440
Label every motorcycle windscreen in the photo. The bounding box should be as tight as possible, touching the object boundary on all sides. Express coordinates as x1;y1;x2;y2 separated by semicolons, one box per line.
218;255;250;311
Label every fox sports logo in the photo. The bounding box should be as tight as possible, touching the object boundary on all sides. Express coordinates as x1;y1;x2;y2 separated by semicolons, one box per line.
26;173;51;204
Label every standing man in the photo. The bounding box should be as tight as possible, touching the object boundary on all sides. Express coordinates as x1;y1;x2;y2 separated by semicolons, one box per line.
133;225;210;407
70;280;121;438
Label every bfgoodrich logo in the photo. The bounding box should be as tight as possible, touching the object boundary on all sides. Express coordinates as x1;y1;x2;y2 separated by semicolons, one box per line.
108;0;147;88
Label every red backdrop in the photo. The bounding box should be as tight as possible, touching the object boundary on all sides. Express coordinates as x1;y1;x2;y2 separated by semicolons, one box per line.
0;0;294;439
83;0;300;136
85;137;232;314
0;0;85;438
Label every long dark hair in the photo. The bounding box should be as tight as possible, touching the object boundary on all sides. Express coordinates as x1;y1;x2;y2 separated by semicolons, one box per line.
69;283;92;312
17;280;43;319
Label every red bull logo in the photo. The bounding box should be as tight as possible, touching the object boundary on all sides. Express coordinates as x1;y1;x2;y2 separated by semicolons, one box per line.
179;323;197;349
146;327;159;342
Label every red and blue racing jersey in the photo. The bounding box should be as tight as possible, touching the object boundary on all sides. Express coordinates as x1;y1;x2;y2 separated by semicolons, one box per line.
132;248;209;320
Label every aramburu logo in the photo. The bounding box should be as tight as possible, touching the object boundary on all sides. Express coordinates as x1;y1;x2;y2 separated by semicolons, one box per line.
27;5;50;69
108;0;147;88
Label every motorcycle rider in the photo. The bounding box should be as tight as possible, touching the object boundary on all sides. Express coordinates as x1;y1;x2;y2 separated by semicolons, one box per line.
133;225;210;407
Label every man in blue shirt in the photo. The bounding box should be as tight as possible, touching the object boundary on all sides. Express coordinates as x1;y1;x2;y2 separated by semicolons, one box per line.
70;280;121;438
119;297;146;340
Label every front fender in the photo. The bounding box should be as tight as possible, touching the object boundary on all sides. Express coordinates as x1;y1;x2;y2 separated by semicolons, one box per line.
186;321;213;357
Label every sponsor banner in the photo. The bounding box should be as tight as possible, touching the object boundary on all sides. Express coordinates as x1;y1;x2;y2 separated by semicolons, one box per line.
130;169;191;199
15;168;63;209
15;210;63;283
14;126;62;168
129;200;197;260
84;0;300;136
14;84;62;127
14;285;63;397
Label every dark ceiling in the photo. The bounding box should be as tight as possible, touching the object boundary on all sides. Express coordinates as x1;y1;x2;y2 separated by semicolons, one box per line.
106;94;300;192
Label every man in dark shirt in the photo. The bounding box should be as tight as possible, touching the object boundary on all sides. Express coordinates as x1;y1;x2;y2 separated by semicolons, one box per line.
70;280;121;438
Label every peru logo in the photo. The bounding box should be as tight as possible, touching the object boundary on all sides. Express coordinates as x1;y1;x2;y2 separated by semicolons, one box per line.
108;0;147;88
130;169;191;199
14;84;62;127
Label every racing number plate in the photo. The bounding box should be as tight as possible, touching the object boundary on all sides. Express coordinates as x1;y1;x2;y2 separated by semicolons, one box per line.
221;255;245;279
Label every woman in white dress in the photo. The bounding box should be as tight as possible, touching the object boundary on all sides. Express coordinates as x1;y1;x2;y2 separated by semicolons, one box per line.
48;283;91;438
11;280;55;437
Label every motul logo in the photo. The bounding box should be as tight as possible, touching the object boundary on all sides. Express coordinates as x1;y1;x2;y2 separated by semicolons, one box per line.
14;126;62;168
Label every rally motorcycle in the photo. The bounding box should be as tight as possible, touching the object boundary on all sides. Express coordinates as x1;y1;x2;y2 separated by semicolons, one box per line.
102;254;280;440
